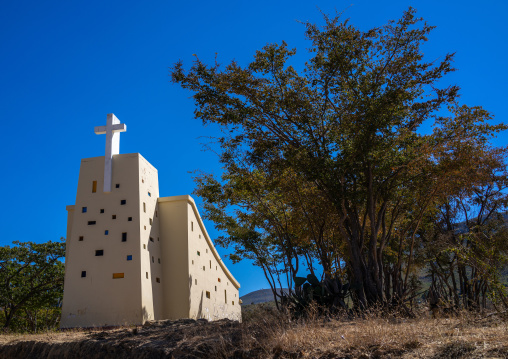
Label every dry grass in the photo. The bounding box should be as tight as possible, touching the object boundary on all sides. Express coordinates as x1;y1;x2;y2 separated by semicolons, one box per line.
223;304;508;358
270;318;507;358
0;326;120;345
0;306;507;358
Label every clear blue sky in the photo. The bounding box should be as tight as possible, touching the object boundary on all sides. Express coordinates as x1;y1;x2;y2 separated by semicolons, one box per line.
0;0;506;296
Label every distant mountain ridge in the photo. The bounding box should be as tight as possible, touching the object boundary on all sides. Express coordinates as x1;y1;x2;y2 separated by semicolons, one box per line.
240;288;288;304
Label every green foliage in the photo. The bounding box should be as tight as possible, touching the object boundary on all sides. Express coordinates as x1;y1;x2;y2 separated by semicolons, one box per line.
171;7;507;311
0;240;65;332
284;274;351;315
423;176;508;311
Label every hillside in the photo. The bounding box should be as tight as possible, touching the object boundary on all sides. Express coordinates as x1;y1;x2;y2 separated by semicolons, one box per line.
240;288;288;305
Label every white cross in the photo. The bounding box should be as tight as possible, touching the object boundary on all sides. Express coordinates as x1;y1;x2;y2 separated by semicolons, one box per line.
94;114;127;193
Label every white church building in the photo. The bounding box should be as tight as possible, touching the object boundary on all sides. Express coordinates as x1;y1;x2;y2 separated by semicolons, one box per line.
60;114;241;328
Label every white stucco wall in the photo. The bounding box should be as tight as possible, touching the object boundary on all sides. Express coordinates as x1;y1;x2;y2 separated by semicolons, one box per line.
138;155;162;321
158;199;190;319
61;154;241;328
158;196;241;322
61;154;145;328
186;198;241;321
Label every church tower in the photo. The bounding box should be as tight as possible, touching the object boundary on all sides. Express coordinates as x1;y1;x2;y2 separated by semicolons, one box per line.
60;114;240;328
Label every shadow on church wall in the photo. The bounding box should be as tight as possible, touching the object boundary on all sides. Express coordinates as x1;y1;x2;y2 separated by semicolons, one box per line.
196;291;204;320
147;205;162;319
142;305;150;322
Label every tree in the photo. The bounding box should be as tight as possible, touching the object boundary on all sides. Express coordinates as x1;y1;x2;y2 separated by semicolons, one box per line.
172;8;507;309
193;159;347;309
423;155;508;312
0;241;65;330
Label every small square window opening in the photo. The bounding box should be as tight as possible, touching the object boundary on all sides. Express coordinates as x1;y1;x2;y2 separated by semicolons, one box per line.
150;237;154;242
206;291;210;299
148;192;151;197
95;250;104;256
128;217;132;221
115;183;120;188
82;207;87;213
112;215;116;219
100;209;104;213
156;277;160;283
81;271;86;278
121;200;126;205
88;221;96;225
104;230;109;235
79;236;84;241
127;255;133;261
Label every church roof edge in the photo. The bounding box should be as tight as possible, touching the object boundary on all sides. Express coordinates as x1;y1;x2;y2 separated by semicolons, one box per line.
80;153;157;171
80;152;139;162
158;195;241;290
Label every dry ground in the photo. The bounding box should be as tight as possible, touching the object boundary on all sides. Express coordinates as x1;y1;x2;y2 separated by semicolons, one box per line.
0;306;507;358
